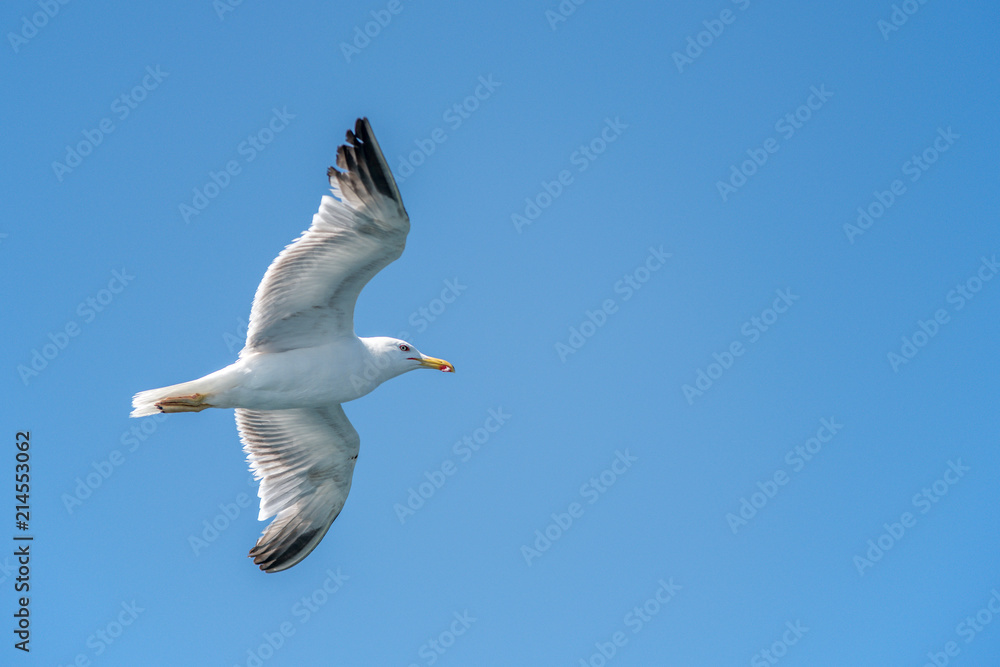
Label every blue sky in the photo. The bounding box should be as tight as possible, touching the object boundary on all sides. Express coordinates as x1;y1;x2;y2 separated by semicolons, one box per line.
2;0;999;664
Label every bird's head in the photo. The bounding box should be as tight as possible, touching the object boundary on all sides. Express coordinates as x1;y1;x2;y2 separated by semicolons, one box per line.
374;337;455;376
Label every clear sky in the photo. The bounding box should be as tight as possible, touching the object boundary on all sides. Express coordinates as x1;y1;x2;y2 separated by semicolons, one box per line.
2;1;999;665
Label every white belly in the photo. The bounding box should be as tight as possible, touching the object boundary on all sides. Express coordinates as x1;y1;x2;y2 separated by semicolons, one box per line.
210;340;381;410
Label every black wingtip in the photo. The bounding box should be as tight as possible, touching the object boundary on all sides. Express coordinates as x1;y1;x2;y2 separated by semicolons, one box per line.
250;526;323;573
324;116;406;217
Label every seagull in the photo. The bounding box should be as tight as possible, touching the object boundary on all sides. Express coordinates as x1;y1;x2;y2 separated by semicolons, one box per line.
131;118;454;573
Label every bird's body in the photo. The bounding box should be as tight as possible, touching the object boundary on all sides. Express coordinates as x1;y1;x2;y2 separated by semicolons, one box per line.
133;336;400;413
131;118;453;572
223;341;374;409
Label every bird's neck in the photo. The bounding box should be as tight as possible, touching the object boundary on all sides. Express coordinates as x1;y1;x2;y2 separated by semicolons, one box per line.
357;337;408;388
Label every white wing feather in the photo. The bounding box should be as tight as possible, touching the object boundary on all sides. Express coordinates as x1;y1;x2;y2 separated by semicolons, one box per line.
243;118;409;354
237;406;360;573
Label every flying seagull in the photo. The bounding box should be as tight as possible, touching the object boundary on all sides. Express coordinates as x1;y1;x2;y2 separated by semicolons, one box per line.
131;118;454;573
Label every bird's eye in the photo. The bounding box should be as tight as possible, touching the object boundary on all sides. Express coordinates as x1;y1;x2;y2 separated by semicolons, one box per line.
398;344;410;352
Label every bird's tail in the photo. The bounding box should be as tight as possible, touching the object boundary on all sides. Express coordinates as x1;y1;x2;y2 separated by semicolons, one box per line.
130;378;212;417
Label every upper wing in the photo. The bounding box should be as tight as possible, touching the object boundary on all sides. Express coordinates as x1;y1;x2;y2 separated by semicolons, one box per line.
236;405;361;573
243;118;409;355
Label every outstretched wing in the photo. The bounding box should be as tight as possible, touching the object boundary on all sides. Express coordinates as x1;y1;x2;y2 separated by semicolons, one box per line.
243;118;409;355
236;405;360;573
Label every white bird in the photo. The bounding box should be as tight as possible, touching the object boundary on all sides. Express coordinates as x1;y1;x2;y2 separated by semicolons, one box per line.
131;118;454;573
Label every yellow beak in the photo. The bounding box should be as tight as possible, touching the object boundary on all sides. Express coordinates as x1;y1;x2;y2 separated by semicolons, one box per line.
416;356;455;373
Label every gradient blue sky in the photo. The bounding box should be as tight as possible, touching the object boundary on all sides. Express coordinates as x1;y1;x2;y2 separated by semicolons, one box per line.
3;1;999;665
